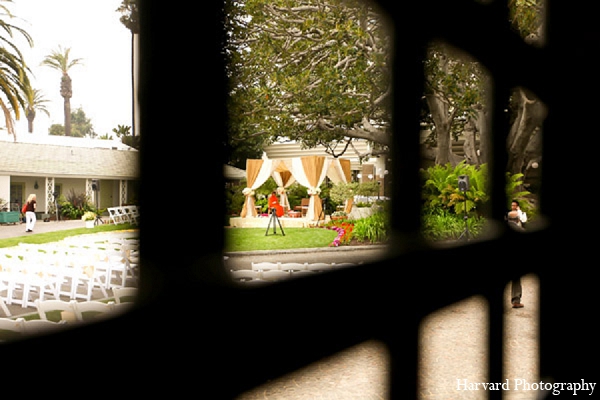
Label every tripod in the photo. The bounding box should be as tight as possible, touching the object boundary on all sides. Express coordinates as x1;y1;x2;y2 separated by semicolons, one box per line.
265;207;285;236
93;190;104;226
457;191;470;241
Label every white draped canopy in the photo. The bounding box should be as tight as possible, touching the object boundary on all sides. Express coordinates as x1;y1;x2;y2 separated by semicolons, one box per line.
240;156;352;221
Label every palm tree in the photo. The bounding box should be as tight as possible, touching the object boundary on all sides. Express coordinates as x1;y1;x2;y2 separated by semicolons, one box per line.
24;87;50;133
0;2;33;141
41;46;83;136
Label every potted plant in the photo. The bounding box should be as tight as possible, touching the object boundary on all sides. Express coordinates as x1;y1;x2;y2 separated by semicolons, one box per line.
81;211;96;228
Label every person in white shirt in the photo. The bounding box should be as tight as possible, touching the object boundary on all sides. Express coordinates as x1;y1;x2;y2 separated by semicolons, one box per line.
507;199;527;308
507;199;527;229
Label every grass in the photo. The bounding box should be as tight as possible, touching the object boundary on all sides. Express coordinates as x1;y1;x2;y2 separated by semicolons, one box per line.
0;223;138;248
224;227;339;252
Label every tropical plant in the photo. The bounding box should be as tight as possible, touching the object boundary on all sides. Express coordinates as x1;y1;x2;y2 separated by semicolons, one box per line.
422;161;489;215
41;46;83;136
505;171;533;217
0;2;34;141
24;87;50;134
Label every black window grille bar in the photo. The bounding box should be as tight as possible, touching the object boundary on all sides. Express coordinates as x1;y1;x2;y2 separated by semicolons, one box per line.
2;1;597;398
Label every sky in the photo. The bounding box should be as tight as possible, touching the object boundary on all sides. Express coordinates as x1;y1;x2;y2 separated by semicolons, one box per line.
7;0;132;139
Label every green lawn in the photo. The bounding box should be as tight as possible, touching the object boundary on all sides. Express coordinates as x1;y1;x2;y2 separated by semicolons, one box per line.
224;227;338;252
0;223;138;248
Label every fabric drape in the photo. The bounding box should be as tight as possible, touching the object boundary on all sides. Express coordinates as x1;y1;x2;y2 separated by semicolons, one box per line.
299;156;330;221
240;159;273;218
271;160;295;213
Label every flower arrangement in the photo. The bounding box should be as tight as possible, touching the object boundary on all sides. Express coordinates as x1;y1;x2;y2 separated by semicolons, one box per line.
242;187;255;196
276;187;286;195
331;211;347;217
81;211;96;221
325;221;354;246
307;187;321;196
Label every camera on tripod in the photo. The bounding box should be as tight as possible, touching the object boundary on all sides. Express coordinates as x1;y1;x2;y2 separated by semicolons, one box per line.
458;175;470;192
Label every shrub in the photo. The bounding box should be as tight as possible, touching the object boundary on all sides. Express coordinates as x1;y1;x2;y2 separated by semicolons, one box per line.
352;209;390;243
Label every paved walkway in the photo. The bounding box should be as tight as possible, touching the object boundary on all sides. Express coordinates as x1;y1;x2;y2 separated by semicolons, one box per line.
225;248;539;400
232;275;539;400
0;218;88;239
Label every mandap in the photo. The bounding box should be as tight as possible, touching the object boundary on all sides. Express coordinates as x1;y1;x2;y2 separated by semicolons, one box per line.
240;155;353;221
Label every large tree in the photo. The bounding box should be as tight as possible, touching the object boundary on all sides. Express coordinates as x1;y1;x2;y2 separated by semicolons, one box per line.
225;0;392;163
0;1;33;141
41;46;83;137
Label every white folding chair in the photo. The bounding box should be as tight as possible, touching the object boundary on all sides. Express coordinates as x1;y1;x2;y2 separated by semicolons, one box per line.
331;262;358;269
306;263;334;272
112;286;138;304
230;269;261;282
108;207;120;225
35;299;78;322
21;319;68;337
259;270;290;282
116;207;131;224
0;317;24;341
279;262;308;272
72;300;116;322
290;270;316;279
251;262;280;271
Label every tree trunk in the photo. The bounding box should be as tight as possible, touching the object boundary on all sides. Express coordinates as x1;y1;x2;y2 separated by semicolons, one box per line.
463;119;479;165
506;88;546;175
64;99;71;136
426;93;456;165
61;74;73;136
27;111;35;134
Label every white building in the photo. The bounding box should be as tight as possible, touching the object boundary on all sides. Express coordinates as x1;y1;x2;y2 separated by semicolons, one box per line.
0;135;139;215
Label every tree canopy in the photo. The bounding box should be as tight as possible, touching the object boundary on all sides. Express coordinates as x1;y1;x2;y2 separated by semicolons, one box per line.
225;0;392;165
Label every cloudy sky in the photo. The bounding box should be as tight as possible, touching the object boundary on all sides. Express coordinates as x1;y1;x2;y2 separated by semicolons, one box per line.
7;0;132;139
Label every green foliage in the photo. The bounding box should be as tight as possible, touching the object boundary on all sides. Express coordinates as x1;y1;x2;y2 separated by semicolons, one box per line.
421;209;486;241
225;0;392;158
49;108;95;138
57;189;96;220
422;161;488;215
352;210;389;243
505;172;534;218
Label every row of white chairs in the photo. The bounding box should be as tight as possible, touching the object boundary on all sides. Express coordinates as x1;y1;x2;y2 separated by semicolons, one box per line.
0;288;138;341
107;205;139;225
36;291;136;323
0;317;67;341
0;237;139;309
251;261;358;272
232;261;360;284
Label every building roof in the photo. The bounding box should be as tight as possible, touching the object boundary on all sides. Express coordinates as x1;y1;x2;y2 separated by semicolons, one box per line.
0;140;139;180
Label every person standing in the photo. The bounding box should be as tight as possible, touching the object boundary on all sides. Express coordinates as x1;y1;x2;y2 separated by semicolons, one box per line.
24;193;37;232
506;199;526;308
507;199;527;229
